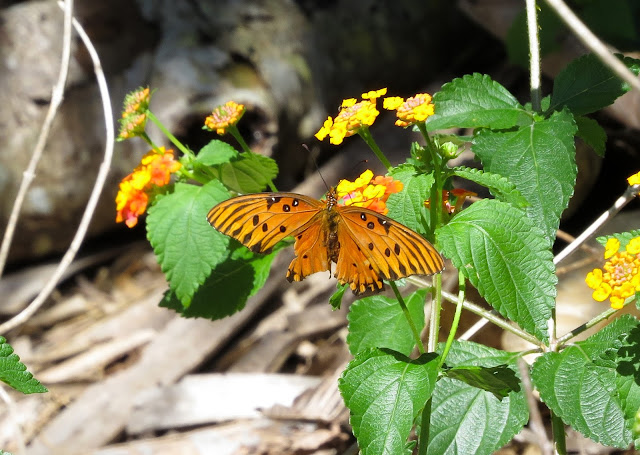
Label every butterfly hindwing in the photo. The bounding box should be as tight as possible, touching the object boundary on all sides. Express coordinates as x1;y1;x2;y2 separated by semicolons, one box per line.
286;212;331;282
335;206;444;292
207;192;324;253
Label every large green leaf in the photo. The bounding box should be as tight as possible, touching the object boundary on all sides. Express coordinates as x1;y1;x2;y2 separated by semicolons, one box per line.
427;74;524;131
0;337;47;394
427;341;528;455
347;290;428;356
217;152;278;193
437;199;556;341
340;349;439;455
451;166;529;208
196;139;238;165
473;110;578;243
147;180;231;306
387;165;434;234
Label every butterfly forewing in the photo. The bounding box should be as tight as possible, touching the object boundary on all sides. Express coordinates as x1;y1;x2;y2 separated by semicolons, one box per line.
336;206;444;291
207;193;324;253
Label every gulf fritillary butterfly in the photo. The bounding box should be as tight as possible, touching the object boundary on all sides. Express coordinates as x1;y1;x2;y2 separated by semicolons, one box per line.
207;188;444;294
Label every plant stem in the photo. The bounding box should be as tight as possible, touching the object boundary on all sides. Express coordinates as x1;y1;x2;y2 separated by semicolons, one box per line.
228;125;252;154
420;125;443;240
391;281;425;355
427;273;443;352
526;0;542;112
418;398;432;455
146;111;193;158
439;271;466;367
555;306;619;346
358;127;392;170
550;410;567;455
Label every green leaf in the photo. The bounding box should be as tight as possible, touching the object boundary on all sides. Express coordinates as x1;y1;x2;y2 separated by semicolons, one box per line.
386;165;433;233
575;116;607;157
577;314;639;360
549;53;640;115
428;341;528;455
217;152;278;193
473;109;578;243
339;349;439;455
330;283;348;310
596;230;640;251
437;199;556;341
451;166;529;208
347;289;428;356
0;337;47;394
196;140;238;165
147;180;231;307
427;74;524;131
444;365;520;399
160;240;281;319
532;346;632;448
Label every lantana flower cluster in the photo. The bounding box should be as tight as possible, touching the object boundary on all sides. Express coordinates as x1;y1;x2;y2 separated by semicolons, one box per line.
118;87;151;141
586;236;640;309
425;189;477;215
116;147;181;228
335;170;403;215
383;93;435;128
204;101;246;135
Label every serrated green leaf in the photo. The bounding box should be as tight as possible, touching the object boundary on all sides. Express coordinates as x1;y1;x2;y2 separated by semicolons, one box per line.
196;140;238;165
147;180;231;307
160;240;281;319
0;337;47;394
452;166;529;208
386;165;433;233
427;74;524;131
575;116;606;157
577;314;639;360
428;341;528;455
437;199;556;341
218;152;278;193
473;110;578;243
444;365;520;399
532;347;632;447
549;53;640;115
340;348;439;455
347;289;427;356
596;230;640;251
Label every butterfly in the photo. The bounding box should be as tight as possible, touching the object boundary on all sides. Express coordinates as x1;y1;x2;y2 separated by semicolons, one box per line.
207;188;444;295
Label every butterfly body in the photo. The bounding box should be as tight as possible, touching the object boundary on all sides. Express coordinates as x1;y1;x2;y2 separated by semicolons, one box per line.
207;189;444;294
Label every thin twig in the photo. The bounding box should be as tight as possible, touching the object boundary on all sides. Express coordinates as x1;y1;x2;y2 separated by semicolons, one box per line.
0;0;74;279
517;358;553;455
544;0;640;93
0;385;25;453
526;0;542;112
0;3;114;334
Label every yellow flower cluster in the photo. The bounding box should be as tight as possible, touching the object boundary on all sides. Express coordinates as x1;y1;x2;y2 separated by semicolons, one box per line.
335;169;403;215
315;89;387;145
204;101;246;135
118;87;151;140
586;237;640;309
628;171;640;186
116;147;181;228
383;93;435;128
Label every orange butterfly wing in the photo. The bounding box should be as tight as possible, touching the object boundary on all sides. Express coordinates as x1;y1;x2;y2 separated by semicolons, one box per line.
207;193;324;254
334;206;444;294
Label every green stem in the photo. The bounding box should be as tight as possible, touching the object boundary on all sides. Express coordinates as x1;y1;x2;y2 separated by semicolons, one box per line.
551;410;567;455
427;273;442;353
555;305;620;346
418;397;432;455
358;127;392;170
390;281;425;355
419;124;443;241
228;125;252;154
439;271;466;367
146;111;194;159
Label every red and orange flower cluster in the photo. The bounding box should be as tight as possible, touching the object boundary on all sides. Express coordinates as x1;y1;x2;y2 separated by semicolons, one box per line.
586;236;640;309
116;147;181;228
425;189;477;215
335;170;403;215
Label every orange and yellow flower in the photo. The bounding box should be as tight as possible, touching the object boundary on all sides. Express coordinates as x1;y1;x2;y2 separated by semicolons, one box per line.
335;169;402;215
315;89;387;145
383;93;435;128
204;101;246;135
425;188;477;215
116;147;181;228
586;235;640;309
628;171;640;186
118;88;151;141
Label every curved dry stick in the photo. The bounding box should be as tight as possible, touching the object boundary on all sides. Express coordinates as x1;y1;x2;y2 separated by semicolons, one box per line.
0;0;74;278
0;3;114;334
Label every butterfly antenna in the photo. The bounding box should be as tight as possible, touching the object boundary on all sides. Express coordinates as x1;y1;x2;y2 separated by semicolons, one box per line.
302;144;331;193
